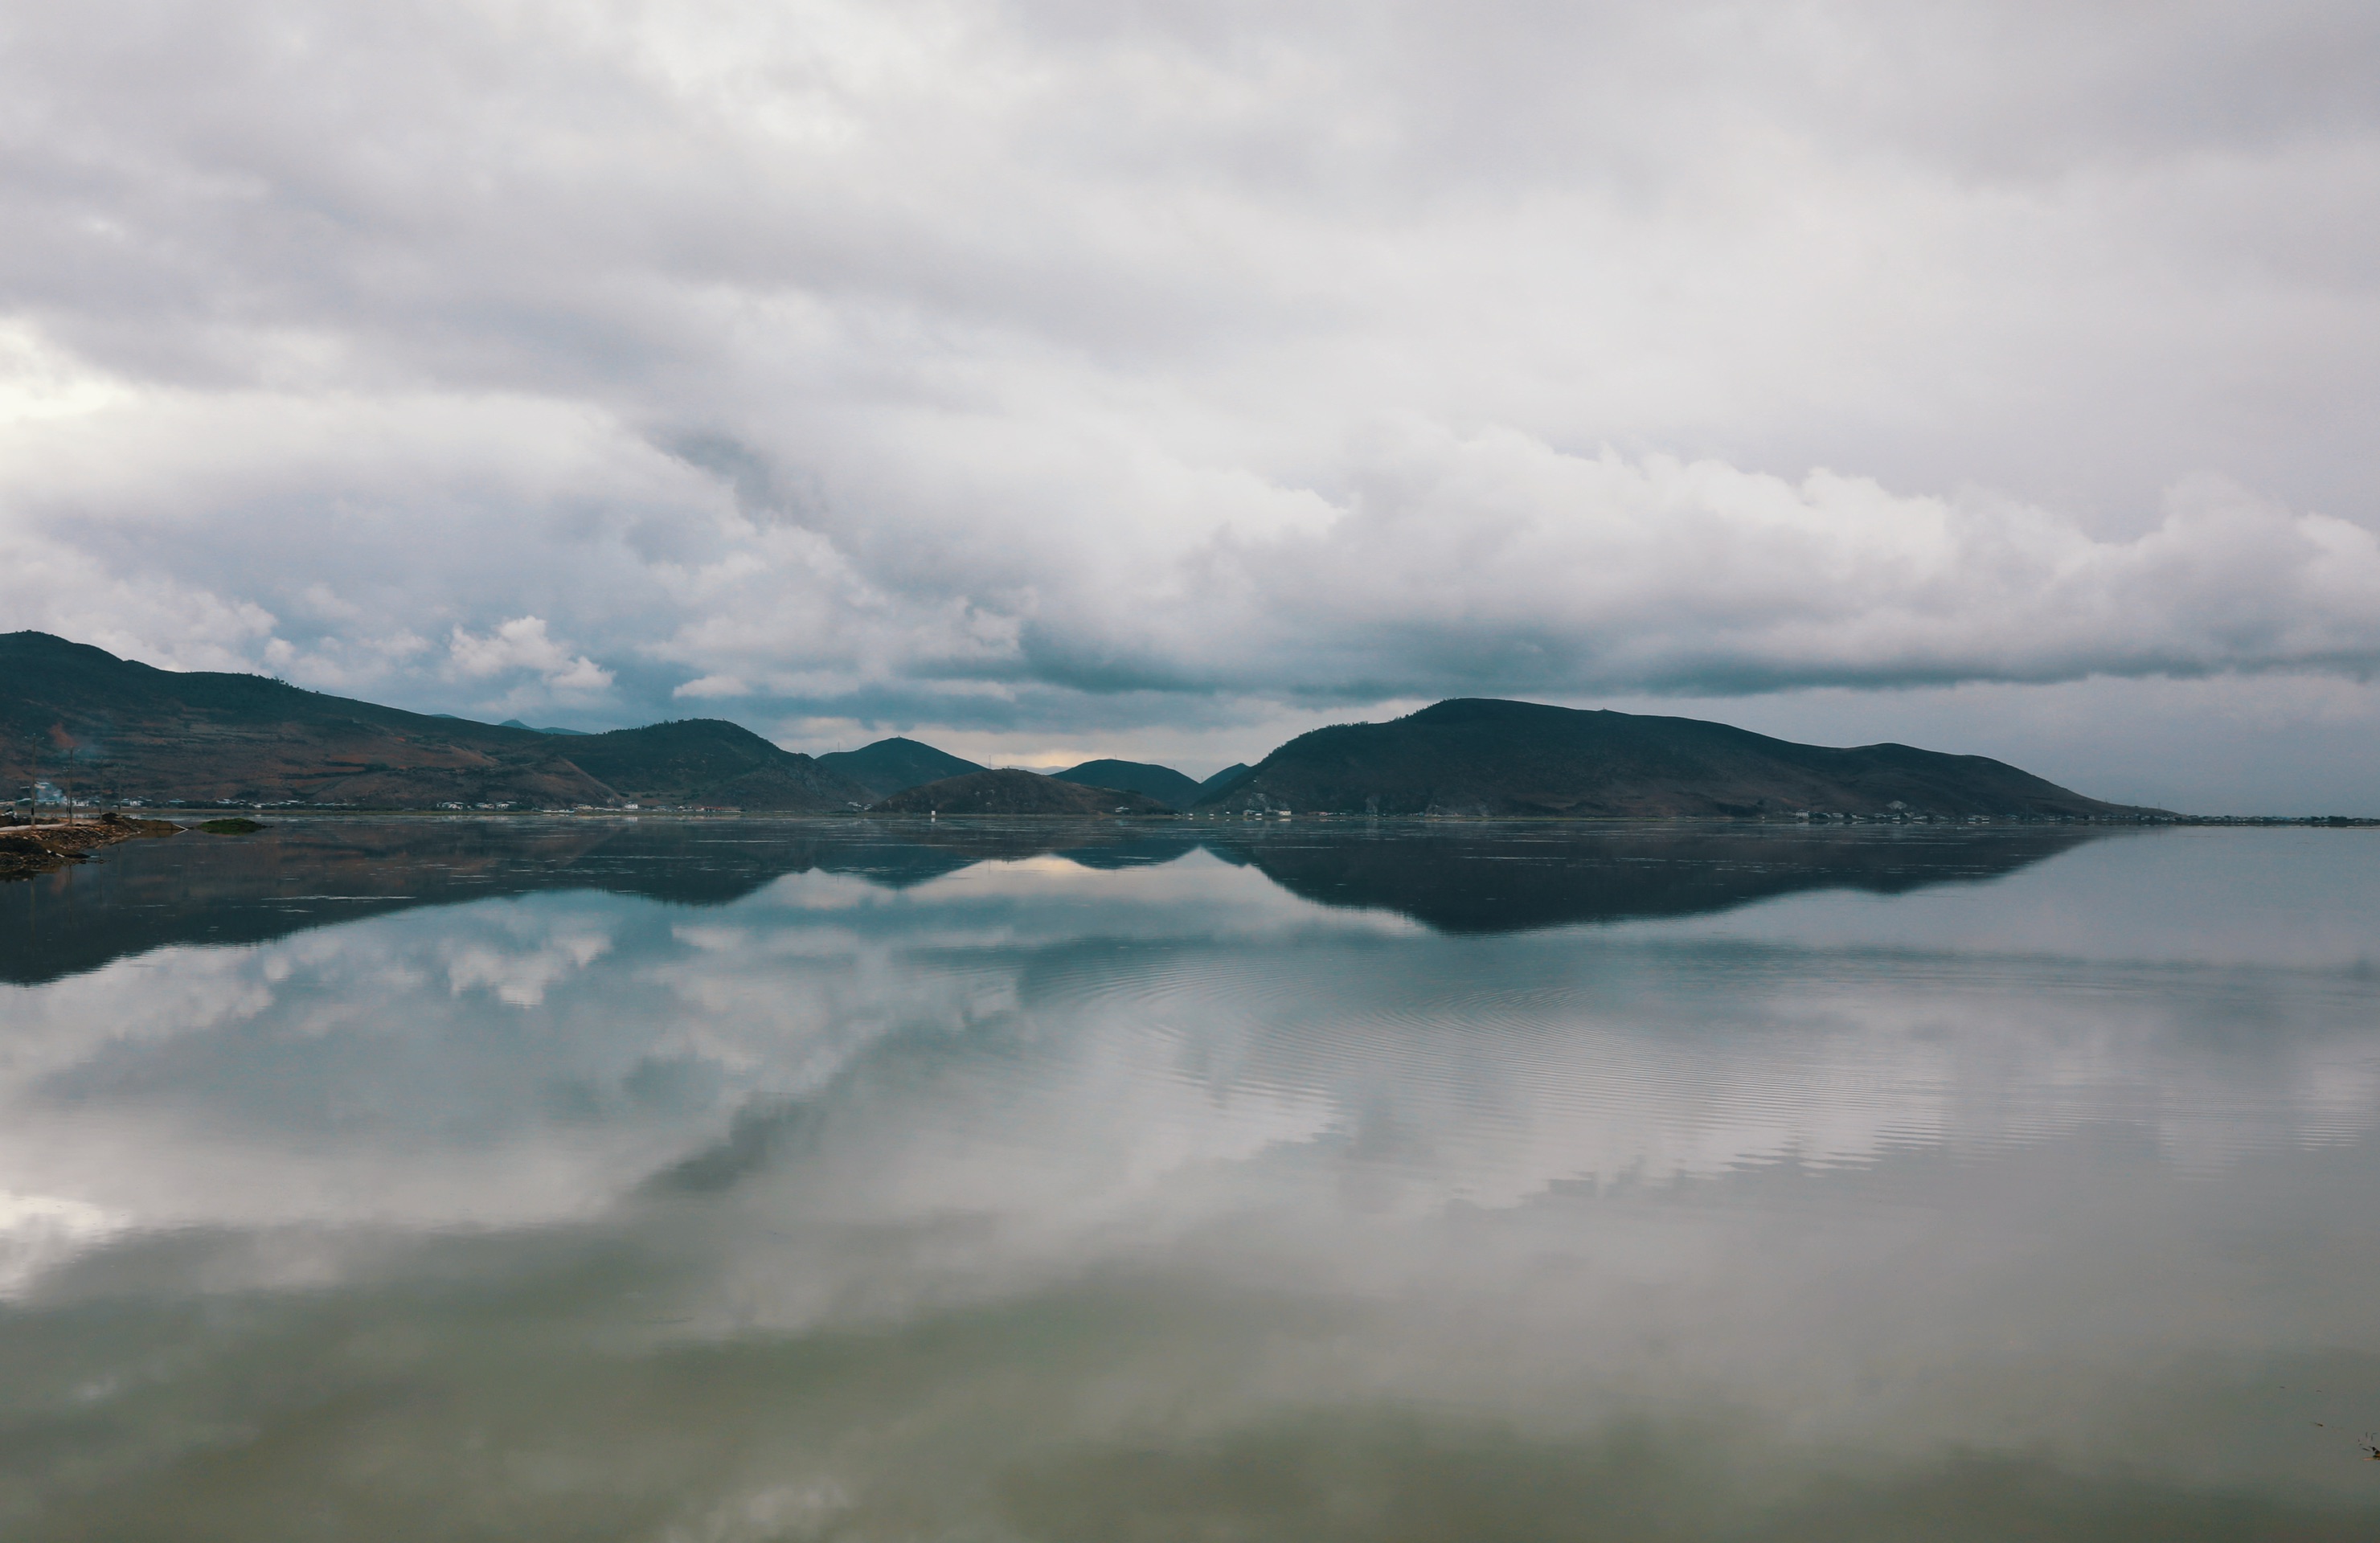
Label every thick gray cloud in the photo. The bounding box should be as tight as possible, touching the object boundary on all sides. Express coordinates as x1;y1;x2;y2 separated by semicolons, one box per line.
3;0;2380;801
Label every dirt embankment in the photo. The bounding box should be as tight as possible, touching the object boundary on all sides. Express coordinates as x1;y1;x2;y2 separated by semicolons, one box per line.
0;813;186;879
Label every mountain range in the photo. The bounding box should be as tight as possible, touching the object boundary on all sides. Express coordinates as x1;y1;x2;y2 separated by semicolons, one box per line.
820;747;1239;811
0;632;873;812
2;631;2150;818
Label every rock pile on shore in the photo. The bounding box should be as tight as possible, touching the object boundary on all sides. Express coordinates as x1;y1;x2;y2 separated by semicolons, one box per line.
0;813;185;878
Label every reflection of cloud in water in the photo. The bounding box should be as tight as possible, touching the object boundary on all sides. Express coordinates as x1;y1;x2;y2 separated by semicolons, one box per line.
5;841;2380;1258
0;897;903;1237
2;818;2115;991
4;829;2380;1534
0;1189;123;1297
443;925;612;1007
662;934;2380;1259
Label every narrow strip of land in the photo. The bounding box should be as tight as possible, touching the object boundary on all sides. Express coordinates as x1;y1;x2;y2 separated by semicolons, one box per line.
0;814;186;878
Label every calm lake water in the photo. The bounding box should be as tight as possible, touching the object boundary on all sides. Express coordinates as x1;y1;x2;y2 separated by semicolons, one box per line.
5;817;2379;1540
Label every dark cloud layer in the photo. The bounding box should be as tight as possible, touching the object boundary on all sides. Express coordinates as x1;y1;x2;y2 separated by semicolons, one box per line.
3;2;2380;796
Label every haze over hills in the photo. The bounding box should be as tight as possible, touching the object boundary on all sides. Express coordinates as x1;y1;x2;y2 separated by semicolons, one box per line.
1195;698;2149;819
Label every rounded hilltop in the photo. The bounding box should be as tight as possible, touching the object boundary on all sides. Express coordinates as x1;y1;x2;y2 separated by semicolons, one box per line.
1191;698;2161;820
870;768;1174;816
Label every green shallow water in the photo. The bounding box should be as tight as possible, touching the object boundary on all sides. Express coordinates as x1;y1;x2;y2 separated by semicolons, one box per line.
3;817;2378;1540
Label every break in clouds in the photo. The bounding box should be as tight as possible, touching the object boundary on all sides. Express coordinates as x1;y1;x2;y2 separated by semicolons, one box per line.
4;0;2380;784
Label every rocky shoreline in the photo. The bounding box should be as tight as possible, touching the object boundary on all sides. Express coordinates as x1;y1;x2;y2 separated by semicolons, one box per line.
0;814;188;879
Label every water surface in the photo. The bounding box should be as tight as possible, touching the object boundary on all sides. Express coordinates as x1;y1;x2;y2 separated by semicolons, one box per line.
4;817;2378;1540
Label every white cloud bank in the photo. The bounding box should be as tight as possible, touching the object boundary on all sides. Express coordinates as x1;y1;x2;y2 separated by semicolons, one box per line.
1010;432;2380;698
2;0;2379;800
448;616;613;693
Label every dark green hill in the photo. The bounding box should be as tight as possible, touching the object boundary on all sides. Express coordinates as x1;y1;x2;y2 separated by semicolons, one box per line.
870;768;1174;816
815;736;985;798
1197;763;1254;800
1194;698;2149;819
0;631;866;811
0;631;606;808
1051;758;1202;809
555;720;875;810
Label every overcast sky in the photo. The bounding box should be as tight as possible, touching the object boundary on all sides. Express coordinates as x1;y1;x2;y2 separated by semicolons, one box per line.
4;1;2379;808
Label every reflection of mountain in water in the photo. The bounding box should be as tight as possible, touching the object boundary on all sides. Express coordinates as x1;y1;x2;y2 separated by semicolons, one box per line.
0;816;2112;984
1203;821;2113;933
0;817;1213;985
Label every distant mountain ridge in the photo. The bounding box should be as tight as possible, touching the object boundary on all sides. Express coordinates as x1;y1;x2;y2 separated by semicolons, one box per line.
1194;698;2146;819
541;719;873;810
815;736;985;798
1197;763;1254;800
2;632;2149;819
1051;759;1204;809
0;632;870;811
